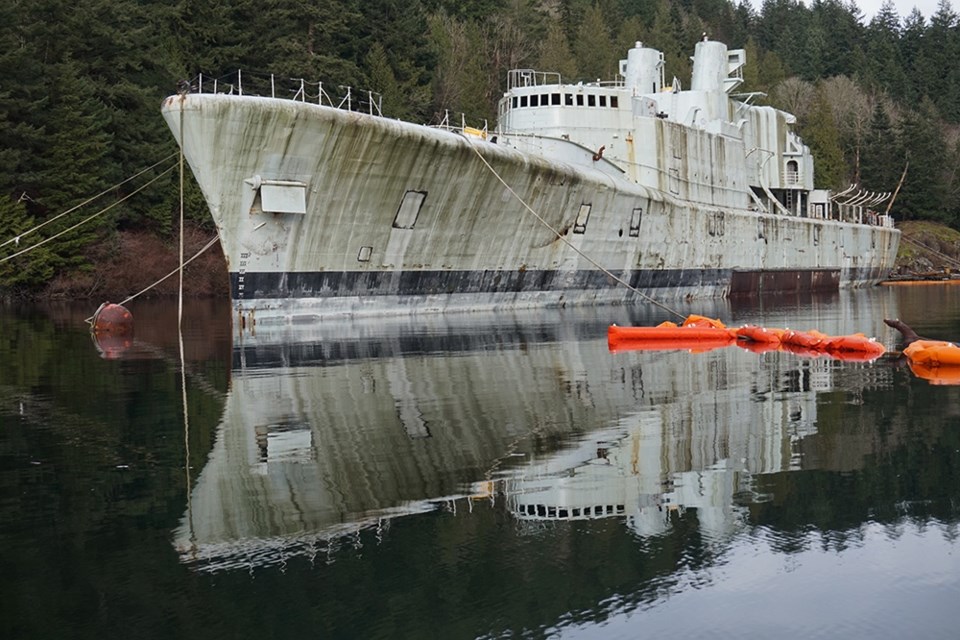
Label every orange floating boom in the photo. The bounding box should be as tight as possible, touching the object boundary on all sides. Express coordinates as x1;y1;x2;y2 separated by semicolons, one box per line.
824;334;886;360
736;325;783;345
609;316;886;361
902;340;960;366
607;324;737;352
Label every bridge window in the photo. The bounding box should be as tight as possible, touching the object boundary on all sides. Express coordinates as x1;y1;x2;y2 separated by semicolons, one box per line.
530;94;539;107
565;94;573;106
611;96;618;108
552;93;561;105
588;94;596;107
511;96;518;108
576;94;584;106
599;95;607;107
520;95;528;107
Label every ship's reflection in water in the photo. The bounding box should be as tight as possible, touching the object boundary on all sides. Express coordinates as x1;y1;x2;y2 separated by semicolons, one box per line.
175;291;914;574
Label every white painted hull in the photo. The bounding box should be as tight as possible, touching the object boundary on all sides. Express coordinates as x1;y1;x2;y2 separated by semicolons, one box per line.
162;93;899;324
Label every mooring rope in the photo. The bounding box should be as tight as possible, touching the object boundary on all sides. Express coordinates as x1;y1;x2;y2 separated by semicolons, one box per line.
177;93;195;553
178;99;186;334
466;138;686;321
0;153;179;250
1;164;177;265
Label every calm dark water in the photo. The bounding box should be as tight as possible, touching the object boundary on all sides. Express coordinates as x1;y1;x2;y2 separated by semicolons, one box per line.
2;287;960;639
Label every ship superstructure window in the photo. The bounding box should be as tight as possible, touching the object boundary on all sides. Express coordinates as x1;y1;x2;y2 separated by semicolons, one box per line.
509;90;621;110
574;204;592;234
629;207;643;237
393;190;426;229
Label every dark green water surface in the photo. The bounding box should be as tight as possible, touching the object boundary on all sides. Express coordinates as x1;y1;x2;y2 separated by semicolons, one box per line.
2;287;959;639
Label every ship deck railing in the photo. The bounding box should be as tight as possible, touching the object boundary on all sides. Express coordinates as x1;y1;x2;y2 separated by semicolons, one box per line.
184;70;385;117
507;68;624;91
429;110;490;139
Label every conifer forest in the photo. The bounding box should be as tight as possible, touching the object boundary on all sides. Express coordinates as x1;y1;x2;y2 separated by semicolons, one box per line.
2;0;959;295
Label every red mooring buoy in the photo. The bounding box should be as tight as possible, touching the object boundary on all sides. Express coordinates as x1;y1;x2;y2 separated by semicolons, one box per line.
91;302;134;336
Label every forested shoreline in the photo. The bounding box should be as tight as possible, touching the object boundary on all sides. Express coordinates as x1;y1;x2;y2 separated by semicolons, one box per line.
2;0;959;298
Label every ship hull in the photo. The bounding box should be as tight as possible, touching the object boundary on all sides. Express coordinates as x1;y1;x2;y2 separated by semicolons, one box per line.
162;94;900;323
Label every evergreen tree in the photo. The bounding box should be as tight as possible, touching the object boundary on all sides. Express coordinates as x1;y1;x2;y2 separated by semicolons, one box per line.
804;86;846;189
861;2;909;99
924;1;960;122
647;0;692;85
365;43;404;119
900;9;927;102
896;97;949;221
800;14;827;79
574;3;618;81
0;197;56;295
358;0;434;121
427;12;488;123
30;62;115;272
861;101;903;194
810;0;863;78
539;21;580;80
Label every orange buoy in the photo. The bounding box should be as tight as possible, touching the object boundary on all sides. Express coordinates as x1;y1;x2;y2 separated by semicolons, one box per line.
91;302;134;336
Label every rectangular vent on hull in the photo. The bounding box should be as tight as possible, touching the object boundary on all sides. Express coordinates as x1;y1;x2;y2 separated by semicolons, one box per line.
574;204;592;234
394;191;427;229
260;180;308;214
